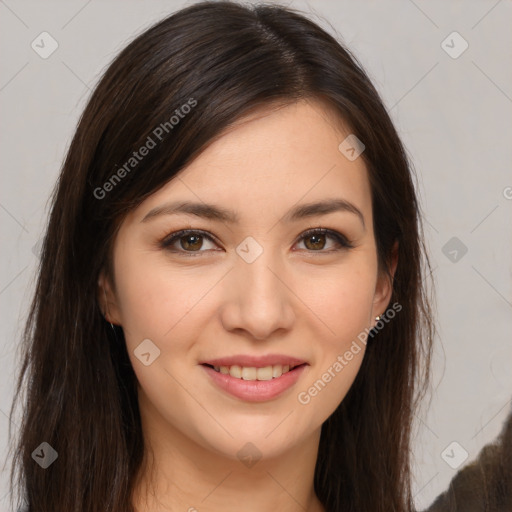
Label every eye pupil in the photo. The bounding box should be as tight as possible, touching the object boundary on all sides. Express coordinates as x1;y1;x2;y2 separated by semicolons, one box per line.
182;234;202;251
305;234;326;250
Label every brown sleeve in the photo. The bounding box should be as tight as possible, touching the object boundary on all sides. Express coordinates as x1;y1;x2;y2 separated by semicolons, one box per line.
421;409;512;512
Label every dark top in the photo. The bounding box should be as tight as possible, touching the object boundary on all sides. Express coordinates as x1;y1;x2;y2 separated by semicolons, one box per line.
421;404;512;512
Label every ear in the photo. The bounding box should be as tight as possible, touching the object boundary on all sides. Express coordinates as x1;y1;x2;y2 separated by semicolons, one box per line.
98;271;122;326
372;240;399;317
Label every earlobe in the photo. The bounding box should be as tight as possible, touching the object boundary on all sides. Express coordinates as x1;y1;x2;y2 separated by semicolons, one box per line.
98;272;122;326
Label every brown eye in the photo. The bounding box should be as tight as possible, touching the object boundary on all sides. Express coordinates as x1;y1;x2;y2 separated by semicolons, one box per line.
161;230;218;254
303;232;327;250
160;227;353;256
179;233;203;251
296;228;353;252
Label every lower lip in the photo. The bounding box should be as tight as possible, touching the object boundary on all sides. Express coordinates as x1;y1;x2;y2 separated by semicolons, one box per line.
201;364;308;402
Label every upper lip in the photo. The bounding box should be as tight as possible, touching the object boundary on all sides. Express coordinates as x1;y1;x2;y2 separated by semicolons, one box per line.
200;354;307;368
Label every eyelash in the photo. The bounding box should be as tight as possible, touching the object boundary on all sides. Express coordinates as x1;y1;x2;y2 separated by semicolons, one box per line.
160;227;354;256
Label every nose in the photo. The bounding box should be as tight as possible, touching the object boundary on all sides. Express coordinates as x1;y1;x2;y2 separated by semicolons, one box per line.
219;249;295;340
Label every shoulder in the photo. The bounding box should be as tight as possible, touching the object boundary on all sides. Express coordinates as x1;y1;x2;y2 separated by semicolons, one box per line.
421;406;512;512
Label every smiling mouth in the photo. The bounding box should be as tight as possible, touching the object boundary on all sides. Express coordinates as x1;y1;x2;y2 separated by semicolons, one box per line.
202;363;307;381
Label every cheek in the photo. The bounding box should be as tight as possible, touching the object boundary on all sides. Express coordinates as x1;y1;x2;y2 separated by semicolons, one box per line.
113;254;168;343
113;249;219;352
295;260;376;345
292;260;375;419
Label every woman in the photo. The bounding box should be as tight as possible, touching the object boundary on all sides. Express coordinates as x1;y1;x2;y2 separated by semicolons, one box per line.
8;1;435;511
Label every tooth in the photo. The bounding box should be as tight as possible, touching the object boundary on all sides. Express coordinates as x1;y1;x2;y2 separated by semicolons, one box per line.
256;366;273;380
241;367;257;380
216;363;298;380
272;364;283;378
230;365;242;378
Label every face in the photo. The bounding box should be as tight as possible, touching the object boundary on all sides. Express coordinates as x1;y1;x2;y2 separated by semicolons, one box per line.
100;98;395;463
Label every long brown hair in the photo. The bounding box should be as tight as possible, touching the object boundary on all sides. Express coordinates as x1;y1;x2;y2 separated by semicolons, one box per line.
8;1;435;510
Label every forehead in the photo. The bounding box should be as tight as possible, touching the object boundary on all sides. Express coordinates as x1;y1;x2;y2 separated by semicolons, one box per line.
132;98;372;225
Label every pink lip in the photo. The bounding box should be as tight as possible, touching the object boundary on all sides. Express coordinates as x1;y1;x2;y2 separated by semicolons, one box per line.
201;363;308;402
199;354;307;368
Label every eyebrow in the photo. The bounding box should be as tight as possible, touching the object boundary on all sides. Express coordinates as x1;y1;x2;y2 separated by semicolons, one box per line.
141;198;365;228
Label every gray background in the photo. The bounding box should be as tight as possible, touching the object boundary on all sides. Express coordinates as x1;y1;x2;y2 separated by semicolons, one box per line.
1;0;511;510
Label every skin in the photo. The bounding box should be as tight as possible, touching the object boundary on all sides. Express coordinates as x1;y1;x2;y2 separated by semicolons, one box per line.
99;98;398;512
